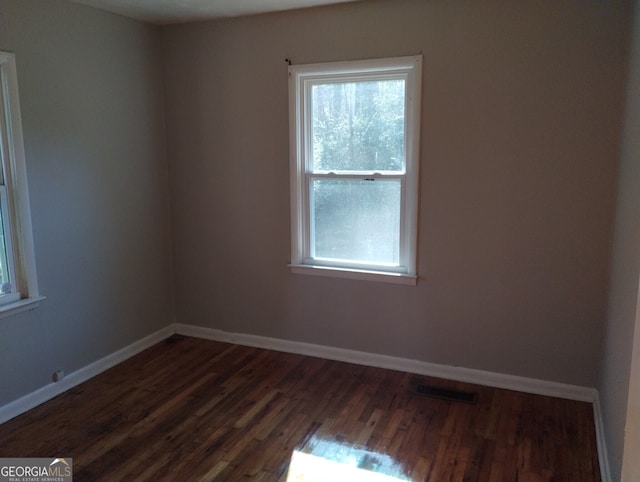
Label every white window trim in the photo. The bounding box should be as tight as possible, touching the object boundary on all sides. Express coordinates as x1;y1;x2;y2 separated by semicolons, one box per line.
288;55;422;285
0;51;43;317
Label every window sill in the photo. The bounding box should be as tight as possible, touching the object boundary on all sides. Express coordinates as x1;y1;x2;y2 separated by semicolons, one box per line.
0;295;45;320
289;264;417;285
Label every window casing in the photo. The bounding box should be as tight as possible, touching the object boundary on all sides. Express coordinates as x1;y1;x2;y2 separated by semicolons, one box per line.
0;51;41;316
289;56;422;284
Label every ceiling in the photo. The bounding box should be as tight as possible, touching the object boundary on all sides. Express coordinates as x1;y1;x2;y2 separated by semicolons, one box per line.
70;0;364;25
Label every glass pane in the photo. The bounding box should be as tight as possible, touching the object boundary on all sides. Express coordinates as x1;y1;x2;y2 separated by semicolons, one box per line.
312;179;401;265
0;197;11;292
311;79;405;172
0;97;7;185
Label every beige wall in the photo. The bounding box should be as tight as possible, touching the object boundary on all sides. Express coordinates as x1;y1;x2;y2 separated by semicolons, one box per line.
0;0;173;405
600;0;640;480
163;0;631;387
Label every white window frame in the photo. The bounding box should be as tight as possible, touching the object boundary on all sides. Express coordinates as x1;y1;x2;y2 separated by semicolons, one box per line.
288;55;422;285
0;51;43;318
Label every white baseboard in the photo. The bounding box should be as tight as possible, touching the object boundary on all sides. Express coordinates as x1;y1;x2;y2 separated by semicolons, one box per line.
174;323;597;403
593;392;612;482
0;325;176;425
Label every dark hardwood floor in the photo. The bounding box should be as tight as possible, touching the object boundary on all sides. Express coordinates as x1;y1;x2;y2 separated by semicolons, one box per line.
0;335;601;481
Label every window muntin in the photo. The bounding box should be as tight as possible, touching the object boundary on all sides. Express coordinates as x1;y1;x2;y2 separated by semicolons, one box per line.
289;56;421;282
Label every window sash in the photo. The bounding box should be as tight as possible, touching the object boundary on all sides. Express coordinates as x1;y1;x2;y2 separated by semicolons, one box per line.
0;61;19;306
0;186;19;305
303;172;407;269
307;75;407;174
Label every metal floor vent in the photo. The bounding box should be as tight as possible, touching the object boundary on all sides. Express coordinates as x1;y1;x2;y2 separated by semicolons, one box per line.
415;384;478;404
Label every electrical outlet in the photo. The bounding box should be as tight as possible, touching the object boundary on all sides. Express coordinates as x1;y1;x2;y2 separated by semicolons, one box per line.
52;370;65;382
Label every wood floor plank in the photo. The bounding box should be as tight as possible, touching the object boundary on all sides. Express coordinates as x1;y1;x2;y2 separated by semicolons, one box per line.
0;335;601;481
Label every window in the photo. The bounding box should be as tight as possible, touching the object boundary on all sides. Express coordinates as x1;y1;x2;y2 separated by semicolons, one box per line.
0;51;41;316
288;56;422;285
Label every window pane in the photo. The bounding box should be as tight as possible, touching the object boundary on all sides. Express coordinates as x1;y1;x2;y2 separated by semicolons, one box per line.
0;196;11;291
312;179;401;265
311;79;405;172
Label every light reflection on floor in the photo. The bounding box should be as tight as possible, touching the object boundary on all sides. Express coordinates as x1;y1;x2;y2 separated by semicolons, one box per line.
285;437;410;482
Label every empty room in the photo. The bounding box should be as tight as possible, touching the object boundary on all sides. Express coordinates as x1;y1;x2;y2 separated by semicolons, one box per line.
1;0;639;480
